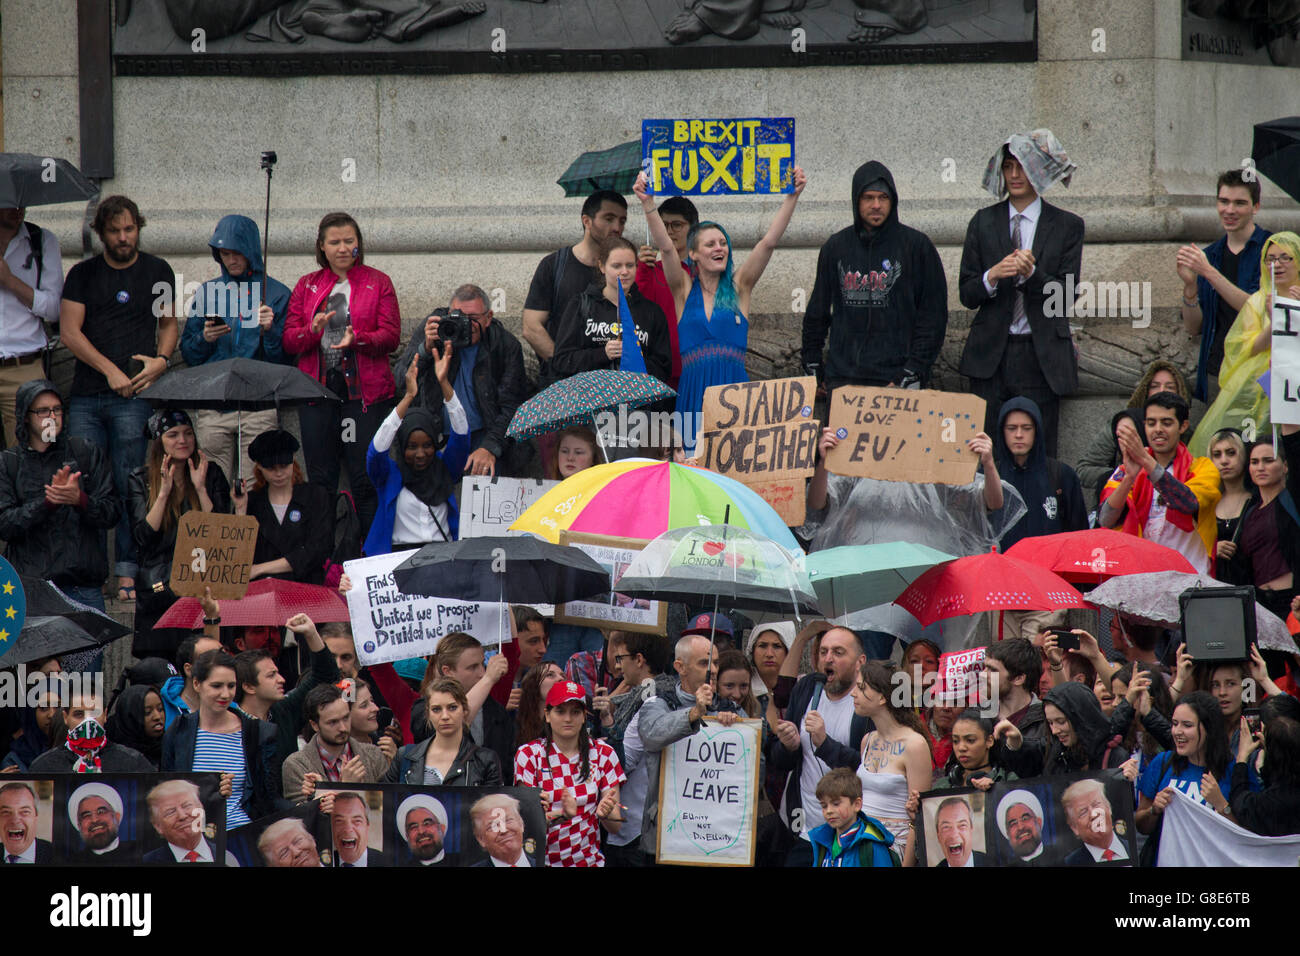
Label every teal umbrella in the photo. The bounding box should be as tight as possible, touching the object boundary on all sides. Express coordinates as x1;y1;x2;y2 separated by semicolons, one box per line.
556;140;642;197
505;368;674;442
801;542;956;622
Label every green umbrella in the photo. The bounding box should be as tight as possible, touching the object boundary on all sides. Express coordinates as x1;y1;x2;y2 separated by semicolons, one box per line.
556;140;642;197
801;542;956;622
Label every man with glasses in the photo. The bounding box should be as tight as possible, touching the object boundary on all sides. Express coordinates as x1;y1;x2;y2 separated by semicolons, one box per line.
396;283;530;478
1178;169;1272;405
0;378;119;609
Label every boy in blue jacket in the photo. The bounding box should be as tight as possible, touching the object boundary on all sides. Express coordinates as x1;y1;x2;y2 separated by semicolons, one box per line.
808;768;900;867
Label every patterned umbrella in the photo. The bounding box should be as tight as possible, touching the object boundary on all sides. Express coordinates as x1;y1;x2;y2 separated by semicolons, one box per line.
894;548;1087;627
154;578;349;630
1005;528;1196;584
506;368;675;441
615;525;819;616
556;140;642;197
510;460;801;552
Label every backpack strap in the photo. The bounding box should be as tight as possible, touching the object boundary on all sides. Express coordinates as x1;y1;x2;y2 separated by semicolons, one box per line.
23;222;44;290
552;248;568;316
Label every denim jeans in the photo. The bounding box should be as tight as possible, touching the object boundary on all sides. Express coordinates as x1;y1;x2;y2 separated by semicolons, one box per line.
68;392;151;579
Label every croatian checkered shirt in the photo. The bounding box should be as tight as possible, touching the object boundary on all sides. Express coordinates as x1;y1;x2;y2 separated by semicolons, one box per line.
514;738;626;867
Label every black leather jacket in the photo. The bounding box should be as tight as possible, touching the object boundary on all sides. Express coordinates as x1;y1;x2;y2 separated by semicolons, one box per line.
386;733;503;787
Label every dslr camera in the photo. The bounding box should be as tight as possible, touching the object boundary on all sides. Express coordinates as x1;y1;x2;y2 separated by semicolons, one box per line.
434;309;475;351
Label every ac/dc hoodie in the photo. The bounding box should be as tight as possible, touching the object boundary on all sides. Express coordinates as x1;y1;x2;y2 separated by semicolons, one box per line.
800;161;948;386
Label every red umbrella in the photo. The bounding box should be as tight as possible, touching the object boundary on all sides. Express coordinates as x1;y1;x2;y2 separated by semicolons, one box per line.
894;548;1088;628
154;579;349;630
1005;528;1196;584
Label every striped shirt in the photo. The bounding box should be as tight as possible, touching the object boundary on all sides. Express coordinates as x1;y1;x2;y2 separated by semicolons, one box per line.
194;728;250;829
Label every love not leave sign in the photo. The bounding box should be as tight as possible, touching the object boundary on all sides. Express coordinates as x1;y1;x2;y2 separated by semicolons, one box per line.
169;512;259;599
657;718;761;867
643;117;795;196
824;387;986;486
1269;295;1300;426
343;552;509;667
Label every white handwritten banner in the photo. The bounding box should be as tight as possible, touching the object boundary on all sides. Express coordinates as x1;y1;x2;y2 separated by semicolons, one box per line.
459;477;559;540
344;552;509;667
1270;294;1300;427
656;718;761;867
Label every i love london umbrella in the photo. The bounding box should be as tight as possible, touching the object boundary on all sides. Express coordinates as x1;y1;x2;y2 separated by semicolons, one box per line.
1005;529;1196;584
154;579;349;630
506;369;675;442
894;548;1088;636
510;459;800;552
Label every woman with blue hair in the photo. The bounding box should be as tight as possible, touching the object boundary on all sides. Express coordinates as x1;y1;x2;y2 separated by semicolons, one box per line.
634;167;807;452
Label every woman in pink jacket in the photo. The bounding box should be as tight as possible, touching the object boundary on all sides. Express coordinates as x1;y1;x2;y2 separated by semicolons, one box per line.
284;212;400;534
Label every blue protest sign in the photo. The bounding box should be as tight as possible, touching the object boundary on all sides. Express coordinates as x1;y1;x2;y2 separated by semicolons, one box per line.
642;117;795;196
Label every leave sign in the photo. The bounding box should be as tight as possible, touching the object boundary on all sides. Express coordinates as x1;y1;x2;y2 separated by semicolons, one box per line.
643;117;795;195
657;718;761;867
824;387;985;486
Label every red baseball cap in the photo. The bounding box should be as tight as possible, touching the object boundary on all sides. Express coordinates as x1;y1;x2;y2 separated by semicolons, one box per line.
546;681;586;708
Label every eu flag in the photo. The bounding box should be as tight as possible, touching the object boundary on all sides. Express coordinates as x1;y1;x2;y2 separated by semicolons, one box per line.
617;278;648;375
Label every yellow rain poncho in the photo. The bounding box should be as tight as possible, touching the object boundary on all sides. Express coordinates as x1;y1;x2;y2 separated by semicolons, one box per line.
1190;231;1300;457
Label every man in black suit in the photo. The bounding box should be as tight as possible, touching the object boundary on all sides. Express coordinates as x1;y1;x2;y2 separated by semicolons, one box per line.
958;140;1084;458
68;782;139;864
0;782;52;864
933;795;987;867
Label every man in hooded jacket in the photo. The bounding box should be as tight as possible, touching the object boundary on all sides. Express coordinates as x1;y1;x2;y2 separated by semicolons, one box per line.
801;161;948;395
180;214;292;487
0;379;119;608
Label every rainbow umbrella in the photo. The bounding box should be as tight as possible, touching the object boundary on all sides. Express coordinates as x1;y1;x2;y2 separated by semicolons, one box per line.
509;460;801;552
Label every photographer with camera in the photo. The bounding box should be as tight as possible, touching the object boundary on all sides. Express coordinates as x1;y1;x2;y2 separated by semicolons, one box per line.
394;284;530;479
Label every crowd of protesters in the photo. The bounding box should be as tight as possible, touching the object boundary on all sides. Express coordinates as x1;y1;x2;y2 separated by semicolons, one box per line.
1;130;1300;866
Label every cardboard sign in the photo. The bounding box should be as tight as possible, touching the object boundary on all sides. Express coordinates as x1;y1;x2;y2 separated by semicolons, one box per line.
1270;294;1300;426
642;117;795;195
697;377;819;482
169;512;259;599
824;387;986;485
657;718;761;867
750;478;806;527
459;476;559;540
554;532;667;635
344;552;509;667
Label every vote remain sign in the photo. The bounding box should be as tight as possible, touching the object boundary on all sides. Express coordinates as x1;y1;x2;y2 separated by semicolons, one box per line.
824;387;986;486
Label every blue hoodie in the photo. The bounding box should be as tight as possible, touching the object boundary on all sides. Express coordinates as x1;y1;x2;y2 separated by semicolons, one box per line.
808;811;899;867
992;396;1088;548
180;215;291;367
160;674;191;729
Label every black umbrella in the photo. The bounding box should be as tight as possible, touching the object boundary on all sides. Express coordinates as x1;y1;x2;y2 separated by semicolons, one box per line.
0;616;125;670
20;577;131;646
141;357;339;410
1252;117;1300;203
392;536;611;607
0;152;99;208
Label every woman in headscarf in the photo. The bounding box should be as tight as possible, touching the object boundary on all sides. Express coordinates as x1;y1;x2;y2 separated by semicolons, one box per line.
363;348;471;555
104;684;167;770
1190;231;1300;457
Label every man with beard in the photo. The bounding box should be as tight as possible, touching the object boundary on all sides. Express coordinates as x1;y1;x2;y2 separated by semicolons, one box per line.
58;195;177;604
934;795;986;867
0;782;52;864
330;790;388;867
283;684;391;802
469;793;532;867
142;779;217;864
1061;778;1129;865
768;626;872;866
68;782;139;864
257;817;324;867
397;794;449;865
995;788;1060;865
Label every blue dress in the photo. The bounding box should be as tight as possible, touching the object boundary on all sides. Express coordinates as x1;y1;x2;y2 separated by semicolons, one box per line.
675;279;748;451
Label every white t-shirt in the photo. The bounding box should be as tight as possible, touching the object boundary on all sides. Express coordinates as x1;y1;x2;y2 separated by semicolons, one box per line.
1144;495;1210;575
796;690;855;841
